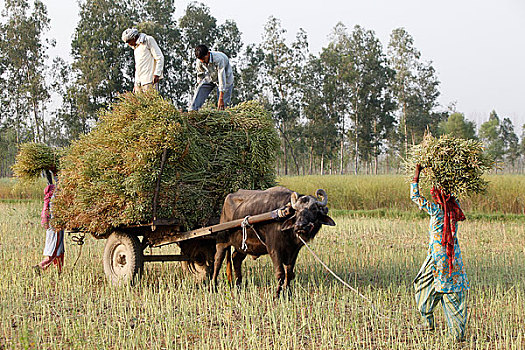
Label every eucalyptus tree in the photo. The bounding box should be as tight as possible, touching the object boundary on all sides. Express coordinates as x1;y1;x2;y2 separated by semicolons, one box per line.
318;22;352;174
66;0;134;137
234;44;265;104
301;55;339;174
0;0;52;144
387;27;441;156
479;110;505;164
519;124;525;171
500;117;520;167
260;17;307;175
346;25;395;174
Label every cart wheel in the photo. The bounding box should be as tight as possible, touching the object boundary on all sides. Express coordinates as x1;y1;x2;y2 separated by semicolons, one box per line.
103;231;144;285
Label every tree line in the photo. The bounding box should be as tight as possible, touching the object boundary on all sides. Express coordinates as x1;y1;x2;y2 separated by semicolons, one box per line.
1;0;524;177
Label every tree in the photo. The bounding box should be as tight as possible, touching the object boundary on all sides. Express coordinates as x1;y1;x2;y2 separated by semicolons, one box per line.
317;23;352;174
479;110;505;163
67;0;134;136
0;0;52;144
500;117;520;167
387;28;442;156
521;124;525;160
234;44;265;104
301;55;339;175
260;17;307;175
437;112;476;140
345;25;395;174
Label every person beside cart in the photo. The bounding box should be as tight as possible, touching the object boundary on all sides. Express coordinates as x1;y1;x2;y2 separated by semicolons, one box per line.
33;176;64;274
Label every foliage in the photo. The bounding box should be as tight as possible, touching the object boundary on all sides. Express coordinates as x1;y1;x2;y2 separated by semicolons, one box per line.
0;0;52;143
11;142;60;182
52;92;278;236
478;110;520;165
405;134;495;198
438;112;476;140
387;28;442;156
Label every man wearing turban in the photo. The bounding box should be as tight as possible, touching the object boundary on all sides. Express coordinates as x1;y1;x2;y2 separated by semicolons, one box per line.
122;28;164;93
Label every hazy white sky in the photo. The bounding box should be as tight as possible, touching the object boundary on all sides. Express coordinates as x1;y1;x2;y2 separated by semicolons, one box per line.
44;0;525;130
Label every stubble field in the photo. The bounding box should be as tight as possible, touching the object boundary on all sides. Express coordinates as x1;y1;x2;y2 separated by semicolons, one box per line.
0;176;524;349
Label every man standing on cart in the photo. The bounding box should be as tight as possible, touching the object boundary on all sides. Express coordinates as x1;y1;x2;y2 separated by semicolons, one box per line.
121;28;164;93
189;44;234;111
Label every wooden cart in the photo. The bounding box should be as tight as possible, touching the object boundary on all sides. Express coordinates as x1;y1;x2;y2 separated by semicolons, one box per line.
91;205;293;285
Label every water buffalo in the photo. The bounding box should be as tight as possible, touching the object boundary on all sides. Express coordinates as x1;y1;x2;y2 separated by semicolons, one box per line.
212;186;335;297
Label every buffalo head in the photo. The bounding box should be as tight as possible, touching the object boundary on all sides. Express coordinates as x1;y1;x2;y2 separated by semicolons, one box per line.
281;189;336;239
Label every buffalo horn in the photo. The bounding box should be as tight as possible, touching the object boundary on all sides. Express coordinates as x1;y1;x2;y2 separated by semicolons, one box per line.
290;191;299;209
315;189;328;206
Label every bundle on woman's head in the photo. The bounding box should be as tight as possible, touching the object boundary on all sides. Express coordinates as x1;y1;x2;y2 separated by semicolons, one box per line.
406;134;494;199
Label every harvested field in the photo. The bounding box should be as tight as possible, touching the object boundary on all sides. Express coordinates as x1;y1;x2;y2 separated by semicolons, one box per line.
1;200;524;348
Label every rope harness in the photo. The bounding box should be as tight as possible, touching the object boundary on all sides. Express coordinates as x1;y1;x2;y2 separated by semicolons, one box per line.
241;216;267;251
240;206;291;251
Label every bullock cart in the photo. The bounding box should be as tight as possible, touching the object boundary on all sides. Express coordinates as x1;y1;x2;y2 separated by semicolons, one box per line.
83;204;293;285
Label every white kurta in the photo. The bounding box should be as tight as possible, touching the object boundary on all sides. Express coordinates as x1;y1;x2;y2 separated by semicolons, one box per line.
133;33;164;86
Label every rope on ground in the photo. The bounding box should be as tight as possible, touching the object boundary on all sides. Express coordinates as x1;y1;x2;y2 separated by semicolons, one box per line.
297;235;390;320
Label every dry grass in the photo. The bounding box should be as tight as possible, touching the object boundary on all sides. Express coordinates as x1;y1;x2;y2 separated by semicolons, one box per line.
1;201;524;349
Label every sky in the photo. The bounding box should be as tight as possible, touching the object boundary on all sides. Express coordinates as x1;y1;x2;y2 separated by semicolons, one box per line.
42;0;525;131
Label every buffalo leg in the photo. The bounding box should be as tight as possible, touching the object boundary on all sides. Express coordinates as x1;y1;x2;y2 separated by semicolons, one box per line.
225;248;233;284
282;251;300;291
269;251;285;298
211;243;229;290
232;250;246;286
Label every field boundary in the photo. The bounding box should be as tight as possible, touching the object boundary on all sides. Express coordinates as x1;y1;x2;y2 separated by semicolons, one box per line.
331;208;525;222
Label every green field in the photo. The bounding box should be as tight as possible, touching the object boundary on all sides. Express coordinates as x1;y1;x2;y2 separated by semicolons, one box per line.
1;194;524;348
277;175;525;215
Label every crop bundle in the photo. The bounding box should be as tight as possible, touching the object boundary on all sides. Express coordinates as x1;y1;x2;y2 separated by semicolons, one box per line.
52;92;279;237
405;134;494;198
12;142;60;181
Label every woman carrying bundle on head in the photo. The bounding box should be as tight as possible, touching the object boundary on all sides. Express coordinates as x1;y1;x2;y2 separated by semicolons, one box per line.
33;171;64;274
410;163;469;342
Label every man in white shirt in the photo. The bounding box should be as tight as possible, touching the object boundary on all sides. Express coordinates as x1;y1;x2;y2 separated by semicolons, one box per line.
189;44;234;111
121;28;164;93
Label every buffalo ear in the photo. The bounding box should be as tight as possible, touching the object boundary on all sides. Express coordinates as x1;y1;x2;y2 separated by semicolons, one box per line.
321;215;336;226
281;216;295;231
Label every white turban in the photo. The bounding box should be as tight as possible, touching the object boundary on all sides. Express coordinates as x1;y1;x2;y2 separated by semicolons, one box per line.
121;28;139;43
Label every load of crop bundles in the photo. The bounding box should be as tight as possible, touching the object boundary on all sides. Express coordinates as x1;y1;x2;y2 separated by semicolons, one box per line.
52;91;279;237
12;142;60;181
405;134;494;198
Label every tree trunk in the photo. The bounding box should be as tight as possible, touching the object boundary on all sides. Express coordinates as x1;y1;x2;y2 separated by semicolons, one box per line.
309;145;313;175
403;96;408;156
283;140;288;176
320;153;324;175
354;123;359;175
